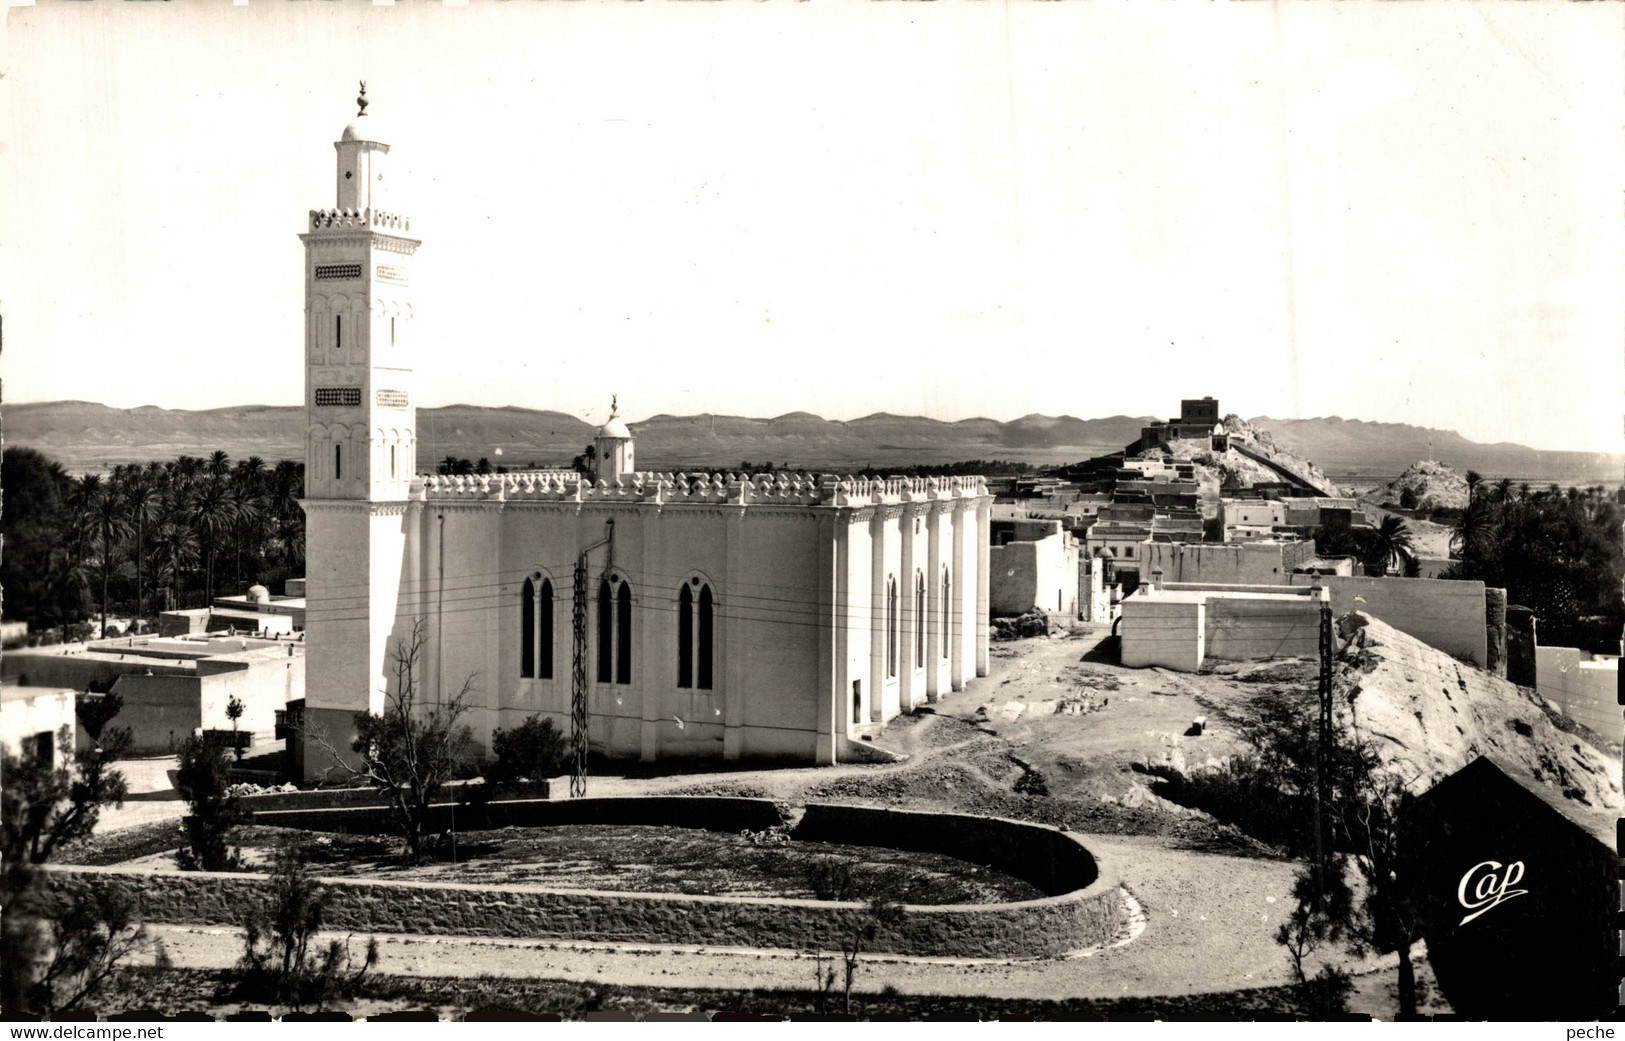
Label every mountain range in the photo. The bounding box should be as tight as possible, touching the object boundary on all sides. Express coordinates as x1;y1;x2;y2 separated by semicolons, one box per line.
5;401;1620;486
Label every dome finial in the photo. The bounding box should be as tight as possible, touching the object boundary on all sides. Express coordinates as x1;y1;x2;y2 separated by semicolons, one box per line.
610;394;618;417
357;80;369;118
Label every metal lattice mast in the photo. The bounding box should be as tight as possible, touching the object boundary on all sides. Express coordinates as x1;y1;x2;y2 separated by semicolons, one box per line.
571;557;589;798
1313;585;1333;908
569;519;614;799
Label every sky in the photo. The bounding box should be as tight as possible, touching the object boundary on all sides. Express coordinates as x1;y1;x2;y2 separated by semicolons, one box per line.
3;1;1622;452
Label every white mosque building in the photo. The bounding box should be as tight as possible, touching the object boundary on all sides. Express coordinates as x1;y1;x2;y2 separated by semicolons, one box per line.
297;94;992;779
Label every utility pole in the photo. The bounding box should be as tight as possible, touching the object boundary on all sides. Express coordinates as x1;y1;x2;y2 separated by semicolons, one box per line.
1312;584;1333;909
570;519;614;798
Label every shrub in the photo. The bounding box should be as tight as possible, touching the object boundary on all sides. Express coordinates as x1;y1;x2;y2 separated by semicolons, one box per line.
485;715;568;788
174;734;244;871
238;843;377;1011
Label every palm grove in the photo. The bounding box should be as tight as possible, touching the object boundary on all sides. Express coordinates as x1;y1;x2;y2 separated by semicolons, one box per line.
2;447;306;642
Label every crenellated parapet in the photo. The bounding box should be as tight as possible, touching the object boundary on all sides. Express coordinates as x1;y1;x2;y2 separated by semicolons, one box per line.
308;207;412;232
410;470;990;509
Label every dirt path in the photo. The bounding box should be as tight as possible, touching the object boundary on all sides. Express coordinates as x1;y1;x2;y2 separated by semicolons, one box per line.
96;627;1379;1006
134;834;1345;999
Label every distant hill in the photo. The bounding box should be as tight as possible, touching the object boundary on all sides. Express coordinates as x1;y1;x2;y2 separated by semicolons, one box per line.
5;401;1619;485
1250;416;1622;485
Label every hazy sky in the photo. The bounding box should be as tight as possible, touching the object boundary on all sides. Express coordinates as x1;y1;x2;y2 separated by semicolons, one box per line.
4;1;1622;451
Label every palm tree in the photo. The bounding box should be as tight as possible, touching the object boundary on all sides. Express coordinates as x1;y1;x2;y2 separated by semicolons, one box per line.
229;457;269;592
269;461;305;580
207;450;232;482
90;479;132;637
1367;515;1416;576
187;477;238;604
122;464;164;624
149;521;198;612
1493;477;1513;504
65;474;102;574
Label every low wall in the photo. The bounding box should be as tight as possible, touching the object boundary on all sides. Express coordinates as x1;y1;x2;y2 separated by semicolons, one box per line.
1119;598;1203;671
246;793;781;835
989;534;1078;618
1285;575;1488;667
1535;647;1622;745
45;801;1122;960
1204;597;1319;662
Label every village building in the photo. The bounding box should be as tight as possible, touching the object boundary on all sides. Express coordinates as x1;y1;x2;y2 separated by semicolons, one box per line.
1125;397;1223;455
1;634;306;755
988;519;1080;618
296;100;992;779
1534;646;1621;745
0;686;77;767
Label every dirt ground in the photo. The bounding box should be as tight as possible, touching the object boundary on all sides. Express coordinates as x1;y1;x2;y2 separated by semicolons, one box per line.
74;624;1451;1017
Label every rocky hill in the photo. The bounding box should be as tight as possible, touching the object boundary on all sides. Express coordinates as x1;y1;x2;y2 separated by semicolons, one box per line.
1254;415;1620;484
1339;613;1619;842
1382;460;1468;511
1153;414;1348;499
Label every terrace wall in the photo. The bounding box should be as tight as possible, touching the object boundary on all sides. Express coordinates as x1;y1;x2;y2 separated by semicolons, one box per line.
45;799;1123;960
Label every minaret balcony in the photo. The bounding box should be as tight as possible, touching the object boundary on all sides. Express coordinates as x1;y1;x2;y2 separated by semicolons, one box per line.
308;207;412;232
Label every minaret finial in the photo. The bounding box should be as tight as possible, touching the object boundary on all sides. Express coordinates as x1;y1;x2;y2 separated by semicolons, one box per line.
357;81;368;118
610;394;618;416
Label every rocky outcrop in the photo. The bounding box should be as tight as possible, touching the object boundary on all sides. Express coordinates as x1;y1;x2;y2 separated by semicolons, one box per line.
1384;460;1468;511
1336;613;1620;836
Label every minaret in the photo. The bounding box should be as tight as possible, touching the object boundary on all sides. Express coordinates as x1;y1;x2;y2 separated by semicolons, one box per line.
593;395;635;482
298;84;422;781
301;81;420;502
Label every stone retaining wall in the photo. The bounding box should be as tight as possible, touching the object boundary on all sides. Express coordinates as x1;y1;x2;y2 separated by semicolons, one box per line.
239;780;554;815
246;795;783;835
48;800;1122;960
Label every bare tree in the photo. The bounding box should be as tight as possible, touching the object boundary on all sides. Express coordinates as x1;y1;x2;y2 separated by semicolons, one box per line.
838;898;905;1016
305;619;483;862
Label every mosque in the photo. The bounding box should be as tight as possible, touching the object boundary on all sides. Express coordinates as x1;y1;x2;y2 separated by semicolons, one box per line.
297;93;992;779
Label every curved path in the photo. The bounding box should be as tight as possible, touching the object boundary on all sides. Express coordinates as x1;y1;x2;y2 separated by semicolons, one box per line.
131;834;1349;1000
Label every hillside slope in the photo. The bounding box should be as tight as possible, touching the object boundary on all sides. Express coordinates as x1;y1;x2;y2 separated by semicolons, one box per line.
1339;613;1619;842
1256;416;1618;483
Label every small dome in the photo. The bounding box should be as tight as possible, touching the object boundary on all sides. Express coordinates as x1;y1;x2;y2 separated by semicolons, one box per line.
247;584;272;605
596;396;631;440
340;117;387;144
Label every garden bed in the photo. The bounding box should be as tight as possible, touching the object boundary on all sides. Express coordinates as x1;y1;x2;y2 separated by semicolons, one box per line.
111;823;1045;905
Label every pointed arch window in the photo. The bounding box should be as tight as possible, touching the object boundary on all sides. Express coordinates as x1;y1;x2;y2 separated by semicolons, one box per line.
597;575;633;685
521;575;553;680
677;578;715;690
941;567;951;660
885;576;899;679
915;571;926;668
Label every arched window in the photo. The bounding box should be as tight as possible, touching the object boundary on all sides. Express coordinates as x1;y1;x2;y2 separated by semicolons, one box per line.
915;571;926;668
521;575;552;680
677;578;716;690
678;585;693;686
616;582;633;683
885;576;898;679
698;585;713;689
390;444;397;480
335;314;342;351
334;443;343;481
597;579;613;682
596;575;634;685
942;568;951;660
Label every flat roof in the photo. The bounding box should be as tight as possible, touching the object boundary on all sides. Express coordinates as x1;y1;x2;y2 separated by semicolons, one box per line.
1128;588;1312;605
2;685;77;704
